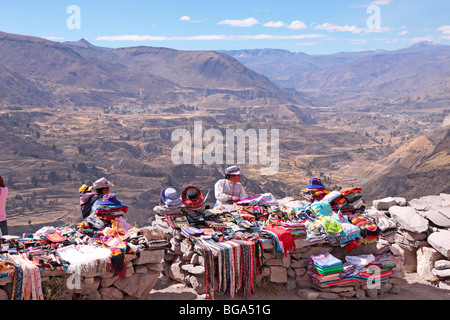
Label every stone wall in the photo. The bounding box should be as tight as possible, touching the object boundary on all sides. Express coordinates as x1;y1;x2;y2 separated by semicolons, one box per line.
374;194;450;290
152;215;404;300
1;192;448;300
0;249;165;300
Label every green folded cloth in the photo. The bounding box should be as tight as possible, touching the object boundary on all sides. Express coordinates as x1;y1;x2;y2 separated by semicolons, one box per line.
311;265;343;275
321;217;343;233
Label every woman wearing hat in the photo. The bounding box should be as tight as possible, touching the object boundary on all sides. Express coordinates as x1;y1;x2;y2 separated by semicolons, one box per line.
214;166;248;206
90;177;114;215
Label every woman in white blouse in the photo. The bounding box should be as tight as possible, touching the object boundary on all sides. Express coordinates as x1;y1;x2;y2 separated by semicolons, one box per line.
214;166;248;206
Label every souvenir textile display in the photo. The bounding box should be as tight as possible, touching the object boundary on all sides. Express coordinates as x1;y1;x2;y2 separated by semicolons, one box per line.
0;213;151;300
159;180;396;299
191;236;263;300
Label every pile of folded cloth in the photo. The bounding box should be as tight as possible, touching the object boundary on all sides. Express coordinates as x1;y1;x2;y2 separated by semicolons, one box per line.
304;219;327;243
260;224;296;257
95;194;128;222
330;212;361;251
318;216;343;244
307;252;343;284
276;220;307;239
180;226;205;238
312;253;396;288
348;213;380;244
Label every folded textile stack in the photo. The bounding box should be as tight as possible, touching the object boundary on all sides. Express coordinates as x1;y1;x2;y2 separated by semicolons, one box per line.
307;252;343;284
334;187;365;213
348;214;380;244
319;216;343;244
180;226;204;237
331;213;361;248
304;219;327;243
39;232;67;245
166;213;189;229
277;221;307;239
315;254;394;288
260;224;296;256
95;194;128;222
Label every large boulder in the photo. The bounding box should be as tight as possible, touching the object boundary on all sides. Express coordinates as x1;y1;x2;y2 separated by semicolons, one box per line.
270;266;287;283
133;249;165;265
113;270;160;299
388;206;429;234
373;197;397;210
416;246;445;281
435;260;450;270
440;207;450;220
99;287;124;300
428;230;450;259
419;210;450;228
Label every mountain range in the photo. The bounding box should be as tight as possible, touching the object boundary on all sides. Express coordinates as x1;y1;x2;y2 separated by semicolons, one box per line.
223;42;450;109
0;31;306;109
0;30;449;229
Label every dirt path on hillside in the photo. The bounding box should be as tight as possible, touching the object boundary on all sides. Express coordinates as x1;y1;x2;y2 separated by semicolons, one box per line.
147;272;450;300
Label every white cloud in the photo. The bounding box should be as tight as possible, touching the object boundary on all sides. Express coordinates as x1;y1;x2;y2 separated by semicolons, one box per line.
287;20;307;30
364;26;392;33
397;30;409;36
437;25;450;35
179;15;204;23
263;21;285;28
96;33;327;42
315;22;363;33
314;22;391;34
263;20;307;30
217;17;259;27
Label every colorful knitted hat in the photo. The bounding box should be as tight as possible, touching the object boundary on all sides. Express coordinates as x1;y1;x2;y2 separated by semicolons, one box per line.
160;187;182;208
97;194;128;214
182;186;206;211
306;177;325;189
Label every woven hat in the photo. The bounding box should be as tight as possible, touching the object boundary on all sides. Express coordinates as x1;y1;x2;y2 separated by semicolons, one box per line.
160;187;182;208
306;177;325;189
99;194;121;206
225;165;241;176
182;186;206;211
93;177;114;190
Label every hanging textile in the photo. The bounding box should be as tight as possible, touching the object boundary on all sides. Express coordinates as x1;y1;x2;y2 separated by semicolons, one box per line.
191;237;263;299
0;254;21;300
5;253;43;300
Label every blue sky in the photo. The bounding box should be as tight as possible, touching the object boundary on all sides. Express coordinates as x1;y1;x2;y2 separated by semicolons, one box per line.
0;0;448;54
